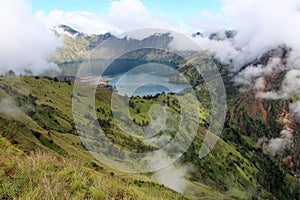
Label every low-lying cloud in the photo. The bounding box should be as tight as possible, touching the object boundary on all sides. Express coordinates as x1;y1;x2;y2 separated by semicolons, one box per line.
234;58;283;89
0;98;22;119
198;0;300;119
0;0;61;75
191;0;300;67
258;130;293;157
152;163;191;194
289;102;300;119
193;36;238;65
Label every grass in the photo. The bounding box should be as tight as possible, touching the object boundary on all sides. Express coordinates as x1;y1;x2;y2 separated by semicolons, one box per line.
1;75;299;200
0;76;188;199
0;135;185;200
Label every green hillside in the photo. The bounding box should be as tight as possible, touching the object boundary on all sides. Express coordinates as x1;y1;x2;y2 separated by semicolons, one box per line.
0;76;187;200
0;76;224;199
1;74;299;199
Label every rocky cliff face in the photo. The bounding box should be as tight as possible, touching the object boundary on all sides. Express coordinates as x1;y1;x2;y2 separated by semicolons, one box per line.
51;25;176;65
228;45;300;176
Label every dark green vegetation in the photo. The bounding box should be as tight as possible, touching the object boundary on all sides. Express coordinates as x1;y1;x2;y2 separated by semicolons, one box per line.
0;76;187;200
1;30;299;199
1;72;299;199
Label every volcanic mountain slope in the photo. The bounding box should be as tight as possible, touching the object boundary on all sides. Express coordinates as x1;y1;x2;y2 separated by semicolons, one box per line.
173;47;300;199
1;26;300;199
229;45;300;175
51;25;175;65
51;25;113;64
1;75;238;200
0;76;190;200
1;63;300;200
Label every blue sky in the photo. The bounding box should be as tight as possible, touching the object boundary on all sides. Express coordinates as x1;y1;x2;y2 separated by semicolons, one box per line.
30;0;112;13
29;0;226;34
30;0;222;19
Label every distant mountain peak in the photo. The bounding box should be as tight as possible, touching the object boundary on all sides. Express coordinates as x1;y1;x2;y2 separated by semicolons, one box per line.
192;29;237;41
52;24;83;38
58;25;81;35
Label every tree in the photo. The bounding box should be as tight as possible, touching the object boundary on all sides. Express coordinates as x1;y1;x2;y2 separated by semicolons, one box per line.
136;107;141;114
5;70;15;76
129;101;135;109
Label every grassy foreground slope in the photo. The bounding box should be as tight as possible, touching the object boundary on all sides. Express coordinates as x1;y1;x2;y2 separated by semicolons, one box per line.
0;135;186;200
1;75;299;200
0;75;229;200
0;76;188;200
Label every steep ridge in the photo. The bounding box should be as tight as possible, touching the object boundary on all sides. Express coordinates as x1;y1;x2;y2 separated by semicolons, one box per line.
0;76;189;199
1;25;300;199
225;44;300;185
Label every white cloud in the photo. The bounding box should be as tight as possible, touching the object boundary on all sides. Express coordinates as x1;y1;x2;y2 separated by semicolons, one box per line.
234;58;282;88
187;9;227;33
108;0;150;32
289;101;300;118
265;130;293;157
188;0;300;67
152;163;190;194
0;98;22;119
36;10;117;34
0;0;60;74
199;0;300;119
193;36;238;64
37;0;181;35
224;0;300;67
256;68;300;100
